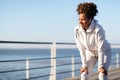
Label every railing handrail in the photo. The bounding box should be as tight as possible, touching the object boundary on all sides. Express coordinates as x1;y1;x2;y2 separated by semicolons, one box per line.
1;40;120;44
0;40;75;45
0;40;52;44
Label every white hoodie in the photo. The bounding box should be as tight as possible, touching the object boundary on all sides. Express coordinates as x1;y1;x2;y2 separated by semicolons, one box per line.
74;19;111;68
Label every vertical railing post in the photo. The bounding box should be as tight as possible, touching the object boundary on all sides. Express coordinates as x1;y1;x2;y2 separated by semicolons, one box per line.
26;58;29;80
49;42;56;80
116;51;119;68
72;55;75;78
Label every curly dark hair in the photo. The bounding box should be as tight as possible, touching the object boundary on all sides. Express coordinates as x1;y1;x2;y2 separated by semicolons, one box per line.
77;2;98;19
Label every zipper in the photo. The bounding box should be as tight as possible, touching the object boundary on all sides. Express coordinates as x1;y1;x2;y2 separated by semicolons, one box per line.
84;31;89;49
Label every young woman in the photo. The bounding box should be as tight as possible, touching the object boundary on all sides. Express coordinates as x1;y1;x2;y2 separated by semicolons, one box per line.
74;2;111;80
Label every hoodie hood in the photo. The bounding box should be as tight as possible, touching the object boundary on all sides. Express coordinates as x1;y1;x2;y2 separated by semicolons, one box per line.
75;19;98;32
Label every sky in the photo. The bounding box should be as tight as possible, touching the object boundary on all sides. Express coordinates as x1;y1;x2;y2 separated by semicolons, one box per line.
0;0;120;44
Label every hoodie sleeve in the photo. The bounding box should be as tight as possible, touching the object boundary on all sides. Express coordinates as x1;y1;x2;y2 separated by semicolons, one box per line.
74;28;87;67
97;26;106;69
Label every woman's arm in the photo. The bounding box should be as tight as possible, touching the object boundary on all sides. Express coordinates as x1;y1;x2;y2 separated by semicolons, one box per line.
97;26;106;69
74;30;86;67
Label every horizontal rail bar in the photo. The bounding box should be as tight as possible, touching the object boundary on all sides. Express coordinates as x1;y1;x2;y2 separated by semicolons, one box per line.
29;66;52;70
0;68;26;73
0;59;26;62
0;40;52;44
0;56;80;63
56;62;81;67
0;66;52;74
56;42;75;45
0;57;51;62
0;41;75;45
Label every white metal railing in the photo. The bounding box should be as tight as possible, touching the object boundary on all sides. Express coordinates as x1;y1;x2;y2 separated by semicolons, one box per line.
26;58;29;80
116;52;119;68
49;42;56;80
0;41;120;80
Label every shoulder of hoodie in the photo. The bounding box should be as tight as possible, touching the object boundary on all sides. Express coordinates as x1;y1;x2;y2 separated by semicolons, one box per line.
94;20;105;33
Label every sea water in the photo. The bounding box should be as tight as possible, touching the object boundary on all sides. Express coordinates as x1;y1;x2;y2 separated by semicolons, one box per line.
0;48;119;80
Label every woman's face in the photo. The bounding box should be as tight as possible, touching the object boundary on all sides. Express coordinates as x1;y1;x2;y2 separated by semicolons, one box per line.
79;13;91;30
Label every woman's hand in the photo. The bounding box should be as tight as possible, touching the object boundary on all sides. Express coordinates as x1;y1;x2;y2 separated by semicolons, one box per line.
80;67;88;74
98;67;107;75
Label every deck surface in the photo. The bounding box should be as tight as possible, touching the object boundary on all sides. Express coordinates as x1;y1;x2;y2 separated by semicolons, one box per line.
64;67;120;80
